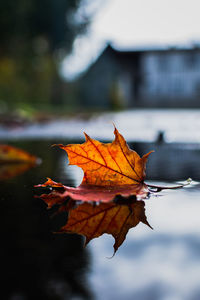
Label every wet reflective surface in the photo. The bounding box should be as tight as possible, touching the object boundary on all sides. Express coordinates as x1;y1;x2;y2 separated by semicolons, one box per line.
1;139;200;300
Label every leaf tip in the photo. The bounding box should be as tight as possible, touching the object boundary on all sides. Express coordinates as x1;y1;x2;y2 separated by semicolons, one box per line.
112;122;117;130
113;126;118;134
113;126;121;141
83;132;90;141
142;150;154;160
142;218;153;230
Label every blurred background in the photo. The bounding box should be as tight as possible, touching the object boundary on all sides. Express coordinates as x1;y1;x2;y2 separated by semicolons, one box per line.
1;0;200;116
1;1;200;300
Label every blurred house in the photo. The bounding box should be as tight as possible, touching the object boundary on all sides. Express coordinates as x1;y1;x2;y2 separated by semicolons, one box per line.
79;44;200;109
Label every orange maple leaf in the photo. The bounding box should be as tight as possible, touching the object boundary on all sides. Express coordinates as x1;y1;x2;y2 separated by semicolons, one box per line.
36;127;154;253
36;128;189;253
37;127;153;202
57;127;153;186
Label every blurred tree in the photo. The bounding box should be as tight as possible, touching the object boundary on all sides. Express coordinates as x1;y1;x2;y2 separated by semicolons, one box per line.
0;0;89;111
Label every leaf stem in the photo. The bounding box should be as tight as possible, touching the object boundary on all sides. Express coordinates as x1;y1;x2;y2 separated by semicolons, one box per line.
146;178;192;192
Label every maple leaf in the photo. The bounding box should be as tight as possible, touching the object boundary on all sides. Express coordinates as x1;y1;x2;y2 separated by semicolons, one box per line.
37;127;153;202
35;128;193;254
36;127;189;253
57;127;153;186
35;128;154;253
37;127;152;203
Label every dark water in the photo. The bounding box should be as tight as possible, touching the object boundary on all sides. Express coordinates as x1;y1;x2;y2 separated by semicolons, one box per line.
1;139;200;300
0;140;92;300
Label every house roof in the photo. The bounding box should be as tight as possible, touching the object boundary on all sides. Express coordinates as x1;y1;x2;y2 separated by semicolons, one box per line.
64;42;200;81
106;43;200;55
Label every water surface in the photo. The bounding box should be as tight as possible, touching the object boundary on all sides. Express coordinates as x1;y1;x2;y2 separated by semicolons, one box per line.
1;139;200;300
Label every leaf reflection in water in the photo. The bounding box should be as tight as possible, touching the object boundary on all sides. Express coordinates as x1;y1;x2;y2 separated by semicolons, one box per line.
59;198;152;255
36;180;190;255
36;183;153;255
0;162;36;181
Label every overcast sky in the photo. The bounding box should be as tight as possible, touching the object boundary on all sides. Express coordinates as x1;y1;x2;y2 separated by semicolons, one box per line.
62;0;200;80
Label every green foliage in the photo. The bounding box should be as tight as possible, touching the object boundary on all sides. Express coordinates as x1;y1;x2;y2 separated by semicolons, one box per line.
0;0;88;111
0;0;87;55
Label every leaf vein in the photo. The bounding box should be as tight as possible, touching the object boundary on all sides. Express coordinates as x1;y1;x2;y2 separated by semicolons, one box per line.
68;205;115;227
87;136;108;167
116;210;132;241
116;135;141;181
89;210;107;240
107;148;123;173
106;206;121;230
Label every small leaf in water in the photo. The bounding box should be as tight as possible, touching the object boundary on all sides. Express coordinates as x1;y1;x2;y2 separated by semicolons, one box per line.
0;144;39;163
0;144;40;180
